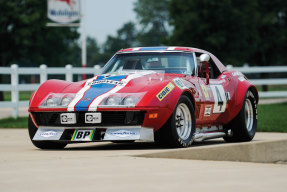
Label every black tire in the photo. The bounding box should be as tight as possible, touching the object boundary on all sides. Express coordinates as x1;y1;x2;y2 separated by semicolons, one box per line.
28;116;67;149
155;95;196;147
223;91;257;142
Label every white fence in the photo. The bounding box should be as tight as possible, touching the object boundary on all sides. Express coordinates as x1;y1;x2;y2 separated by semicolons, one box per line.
227;65;287;98
0;64;101;118
0;64;287;118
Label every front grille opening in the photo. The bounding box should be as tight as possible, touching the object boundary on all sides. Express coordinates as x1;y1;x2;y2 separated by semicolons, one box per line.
32;111;146;127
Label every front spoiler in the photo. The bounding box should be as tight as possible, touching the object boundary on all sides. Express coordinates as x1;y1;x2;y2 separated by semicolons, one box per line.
33;126;154;142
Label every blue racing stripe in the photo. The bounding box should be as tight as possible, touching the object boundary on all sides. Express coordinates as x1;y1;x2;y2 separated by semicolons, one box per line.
75;75;127;111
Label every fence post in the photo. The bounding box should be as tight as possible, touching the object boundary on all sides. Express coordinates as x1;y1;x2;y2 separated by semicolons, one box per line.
11;64;19;119
94;65;101;75
40;64;47;84
65;64;73;82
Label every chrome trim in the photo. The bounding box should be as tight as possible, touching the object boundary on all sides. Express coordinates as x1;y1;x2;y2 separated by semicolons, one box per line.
194;132;226;142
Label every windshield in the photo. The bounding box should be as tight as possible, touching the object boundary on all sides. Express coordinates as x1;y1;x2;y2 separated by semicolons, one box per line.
102;52;196;75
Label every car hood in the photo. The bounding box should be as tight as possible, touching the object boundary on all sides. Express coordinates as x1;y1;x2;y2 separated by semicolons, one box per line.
62;70;184;111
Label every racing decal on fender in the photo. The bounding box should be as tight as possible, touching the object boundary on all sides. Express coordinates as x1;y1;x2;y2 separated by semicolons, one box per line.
204;105;212;116
157;82;175;101
173;78;186;90
201;84;210;100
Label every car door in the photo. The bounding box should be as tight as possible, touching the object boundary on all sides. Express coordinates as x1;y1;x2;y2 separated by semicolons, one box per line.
195;53;231;126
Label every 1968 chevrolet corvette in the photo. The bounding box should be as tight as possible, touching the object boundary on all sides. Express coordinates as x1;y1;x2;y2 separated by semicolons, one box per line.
28;46;258;149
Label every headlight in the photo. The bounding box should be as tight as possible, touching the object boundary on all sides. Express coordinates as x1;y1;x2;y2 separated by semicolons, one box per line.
61;97;73;106
106;96;121;105
40;93;75;108
46;97;57;107
99;93;145;108
122;96;139;106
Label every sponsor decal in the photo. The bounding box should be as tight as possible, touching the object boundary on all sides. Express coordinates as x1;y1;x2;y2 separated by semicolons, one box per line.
201;85;210;100
87;79;126;86
173;78;186;90
72;130;95;141
238;76;245;82
109;130;137;138
204;105;212;116
85;113;101;123
232;71;242;76
40;131;58;138
157;82;175;101
60;113;76;124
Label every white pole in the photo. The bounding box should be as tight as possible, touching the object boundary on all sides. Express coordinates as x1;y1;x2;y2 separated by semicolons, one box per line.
81;0;87;79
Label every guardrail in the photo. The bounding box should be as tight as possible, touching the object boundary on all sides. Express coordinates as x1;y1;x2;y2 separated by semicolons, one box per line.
0;65;286;118
227;65;287;98
0;64;101;118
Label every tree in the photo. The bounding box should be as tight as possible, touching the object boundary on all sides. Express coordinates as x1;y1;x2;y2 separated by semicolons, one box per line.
134;0;170;46
0;0;79;67
0;0;80;100
168;0;287;67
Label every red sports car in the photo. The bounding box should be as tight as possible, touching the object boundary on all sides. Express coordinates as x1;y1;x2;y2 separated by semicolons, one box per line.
28;47;258;149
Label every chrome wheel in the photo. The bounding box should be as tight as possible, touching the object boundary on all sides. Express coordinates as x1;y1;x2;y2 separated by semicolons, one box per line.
175;103;192;140
245;99;254;132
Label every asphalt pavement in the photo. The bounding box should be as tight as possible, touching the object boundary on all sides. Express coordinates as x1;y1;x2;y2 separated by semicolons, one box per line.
0;129;287;192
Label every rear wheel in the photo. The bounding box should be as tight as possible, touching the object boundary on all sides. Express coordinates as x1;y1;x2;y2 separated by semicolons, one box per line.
155;95;195;147
223;91;257;142
28;116;67;149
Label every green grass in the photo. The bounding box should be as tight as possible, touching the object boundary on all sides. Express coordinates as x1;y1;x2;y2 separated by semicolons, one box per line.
0;103;287;131
4;91;33;101
0;117;28;128
257;103;287;132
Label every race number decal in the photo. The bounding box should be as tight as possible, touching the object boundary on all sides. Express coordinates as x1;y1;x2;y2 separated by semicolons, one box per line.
210;85;227;113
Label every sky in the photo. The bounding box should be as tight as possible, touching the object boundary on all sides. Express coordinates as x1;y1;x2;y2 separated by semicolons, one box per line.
85;0;137;44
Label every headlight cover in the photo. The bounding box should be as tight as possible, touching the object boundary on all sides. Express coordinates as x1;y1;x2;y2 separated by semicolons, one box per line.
40;93;75;108
99;92;145;108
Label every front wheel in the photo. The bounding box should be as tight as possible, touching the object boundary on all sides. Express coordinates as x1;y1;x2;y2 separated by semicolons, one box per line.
224;91;257;142
155;95;195;147
28;116;67;149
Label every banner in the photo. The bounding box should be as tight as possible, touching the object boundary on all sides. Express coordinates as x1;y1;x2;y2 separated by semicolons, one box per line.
47;0;81;23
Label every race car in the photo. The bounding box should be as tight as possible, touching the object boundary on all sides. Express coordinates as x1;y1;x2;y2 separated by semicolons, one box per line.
28;46;258;149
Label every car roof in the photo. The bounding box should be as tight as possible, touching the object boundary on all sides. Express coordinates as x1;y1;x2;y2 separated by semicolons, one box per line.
118;46;203;53
117;46;227;73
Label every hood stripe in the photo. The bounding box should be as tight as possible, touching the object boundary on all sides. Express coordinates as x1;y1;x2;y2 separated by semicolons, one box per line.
74;75;127;111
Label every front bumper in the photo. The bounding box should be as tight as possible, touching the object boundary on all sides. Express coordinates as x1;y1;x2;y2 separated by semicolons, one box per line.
33;126;154;142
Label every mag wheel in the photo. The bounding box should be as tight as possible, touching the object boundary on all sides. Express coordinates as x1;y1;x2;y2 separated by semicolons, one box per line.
28;116;67;149
155;95;195;147
224;91;257;142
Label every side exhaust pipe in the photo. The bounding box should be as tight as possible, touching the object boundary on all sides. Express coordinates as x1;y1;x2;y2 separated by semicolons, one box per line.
194;132;226;142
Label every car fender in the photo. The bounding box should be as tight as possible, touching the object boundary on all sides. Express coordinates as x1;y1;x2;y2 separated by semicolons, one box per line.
29;80;73;109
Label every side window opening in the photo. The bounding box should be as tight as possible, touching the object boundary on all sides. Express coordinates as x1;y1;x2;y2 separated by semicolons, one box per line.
195;53;221;79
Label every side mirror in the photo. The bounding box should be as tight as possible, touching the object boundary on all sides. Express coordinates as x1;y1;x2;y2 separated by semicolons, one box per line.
199;54;210;85
199;53;210;62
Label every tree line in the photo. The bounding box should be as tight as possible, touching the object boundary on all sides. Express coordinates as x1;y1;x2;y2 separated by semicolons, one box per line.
2;0;286;68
